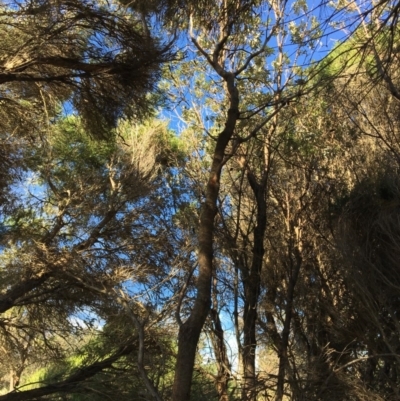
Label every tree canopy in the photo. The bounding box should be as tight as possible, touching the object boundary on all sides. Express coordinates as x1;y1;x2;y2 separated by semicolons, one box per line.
1;1;400;401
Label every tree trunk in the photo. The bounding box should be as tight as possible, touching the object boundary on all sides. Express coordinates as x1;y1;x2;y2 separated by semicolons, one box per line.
275;246;301;401
241;171;268;401
172;74;239;401
210;308;231;401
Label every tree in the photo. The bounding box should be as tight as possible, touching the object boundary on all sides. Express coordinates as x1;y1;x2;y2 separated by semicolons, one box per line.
3;1;400;400
163;1;328;399
168;2;400;396
0;2;176;395
0;116;185;400
0;0;174;138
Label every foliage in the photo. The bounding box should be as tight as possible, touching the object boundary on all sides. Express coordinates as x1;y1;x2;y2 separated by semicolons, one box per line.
2;1;400;401
0;0;174;138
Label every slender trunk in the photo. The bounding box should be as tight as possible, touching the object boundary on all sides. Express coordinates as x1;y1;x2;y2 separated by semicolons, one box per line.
172;74;239;401
209;271;231;401
210;307;231;401
241;171;268;401
242;280;258;401
275;247;301;401
234;262;243;379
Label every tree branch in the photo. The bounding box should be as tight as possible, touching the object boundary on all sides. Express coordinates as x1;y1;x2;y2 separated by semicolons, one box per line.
0;343;136;401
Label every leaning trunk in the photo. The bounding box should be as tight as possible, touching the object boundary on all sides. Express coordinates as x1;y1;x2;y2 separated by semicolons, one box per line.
172;74;239;401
